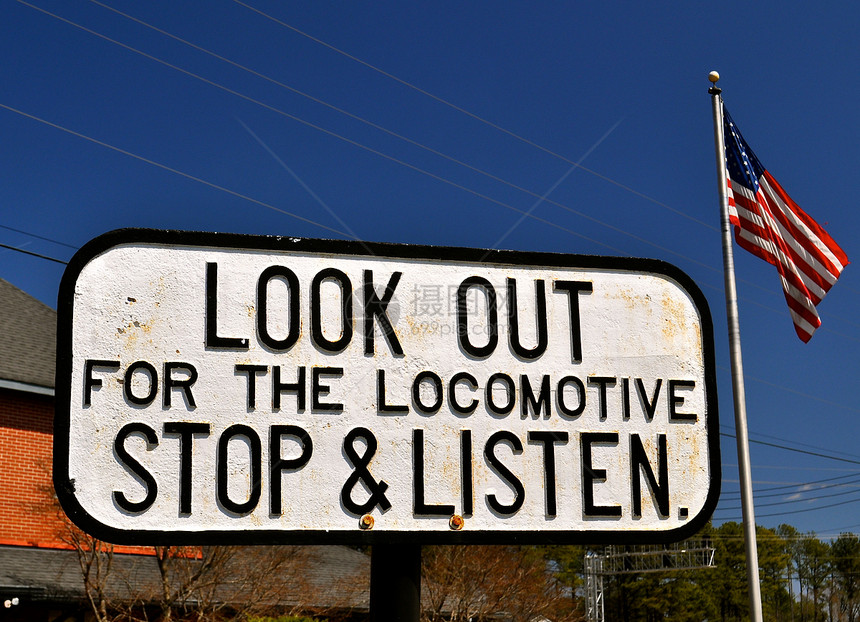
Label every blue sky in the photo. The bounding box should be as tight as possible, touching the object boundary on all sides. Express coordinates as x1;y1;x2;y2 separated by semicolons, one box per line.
2;0;858;538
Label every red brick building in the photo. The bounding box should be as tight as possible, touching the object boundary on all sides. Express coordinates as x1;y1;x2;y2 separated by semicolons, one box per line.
0;277;59;550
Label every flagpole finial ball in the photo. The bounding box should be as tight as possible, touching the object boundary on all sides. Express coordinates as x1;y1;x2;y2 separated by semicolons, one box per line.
708;71;720;84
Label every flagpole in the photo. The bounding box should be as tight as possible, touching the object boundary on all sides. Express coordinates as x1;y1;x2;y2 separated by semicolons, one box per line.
708;71;764;622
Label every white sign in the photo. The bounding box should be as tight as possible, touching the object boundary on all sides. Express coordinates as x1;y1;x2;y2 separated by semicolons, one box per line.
55;230;719;545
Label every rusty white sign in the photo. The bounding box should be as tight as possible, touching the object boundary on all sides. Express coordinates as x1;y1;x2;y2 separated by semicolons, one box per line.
55;229;719;545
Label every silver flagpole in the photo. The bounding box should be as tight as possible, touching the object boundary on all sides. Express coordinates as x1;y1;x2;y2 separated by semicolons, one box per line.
708;71;764;622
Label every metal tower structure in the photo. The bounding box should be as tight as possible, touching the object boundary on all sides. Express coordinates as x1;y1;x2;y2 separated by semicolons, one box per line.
584;542;716;622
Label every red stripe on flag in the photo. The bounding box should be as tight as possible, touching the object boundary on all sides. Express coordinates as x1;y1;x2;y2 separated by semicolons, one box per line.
726;173;848;341
730;191;828;304
761;171;847;276
755;189;834;298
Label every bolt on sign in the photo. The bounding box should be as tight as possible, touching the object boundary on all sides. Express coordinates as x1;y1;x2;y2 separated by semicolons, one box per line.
55;229;719;545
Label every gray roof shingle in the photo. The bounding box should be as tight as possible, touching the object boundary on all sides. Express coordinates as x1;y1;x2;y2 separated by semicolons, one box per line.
0;278;56;389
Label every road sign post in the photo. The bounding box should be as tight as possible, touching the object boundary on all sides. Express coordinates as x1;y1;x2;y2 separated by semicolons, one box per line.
370;544;421;622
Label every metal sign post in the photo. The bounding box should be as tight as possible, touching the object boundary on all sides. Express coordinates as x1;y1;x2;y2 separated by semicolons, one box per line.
370;544;421;622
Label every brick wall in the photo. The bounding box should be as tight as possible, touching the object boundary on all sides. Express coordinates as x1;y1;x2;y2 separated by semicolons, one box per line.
0;388;63;548
0;388;154;555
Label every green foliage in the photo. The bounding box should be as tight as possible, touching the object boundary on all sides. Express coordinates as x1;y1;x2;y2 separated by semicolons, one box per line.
598;522;804;622
757;524;792;620
705;521;752;621
799;535;832;621
537;544;586;589
832;533;860;622
606;569;718;622
585;524;860;622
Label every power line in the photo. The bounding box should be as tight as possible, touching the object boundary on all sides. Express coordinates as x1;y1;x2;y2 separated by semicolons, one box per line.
722;481;860;504
727;465;860;474
229;0;718;232
84;2;733;277
0;103;351;239
0;100;621;259
12;0;626;253
21;2;858;320
708;529;860;542
816;523;860;537
722;426;860;461
719;485;860;511
232;0;860;314
716;495;860;520
0;224;78;249
721;370;860;414
14;2;858;337
102;0;844;331
89;0;633;243
754;434;860;461
720;432;860;465
722;472;860;497
50;2;860;340
0;242;67;264
25;0;680;256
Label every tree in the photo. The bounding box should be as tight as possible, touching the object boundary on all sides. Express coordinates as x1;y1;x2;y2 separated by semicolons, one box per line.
56;531;315;621
421;545;580;622
143;545;312;621
702;522;750;622
798;536;831;622
778;523;802;622
603;567;717;622
595;537;719;622
831;533;860;622
539;544;586;606
757;525;792;621
63;519;116;622
41;465;363;621
51;502;320;621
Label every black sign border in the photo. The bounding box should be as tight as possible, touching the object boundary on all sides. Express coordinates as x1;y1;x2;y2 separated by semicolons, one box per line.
55;228;720;546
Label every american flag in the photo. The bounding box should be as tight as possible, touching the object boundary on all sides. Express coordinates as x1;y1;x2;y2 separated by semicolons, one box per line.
723;107;849;342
